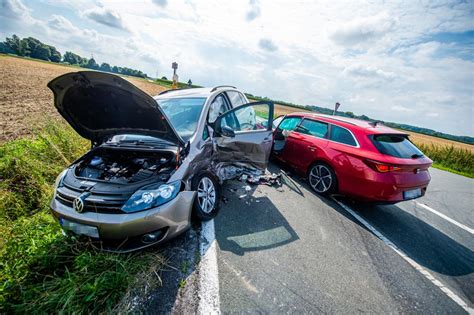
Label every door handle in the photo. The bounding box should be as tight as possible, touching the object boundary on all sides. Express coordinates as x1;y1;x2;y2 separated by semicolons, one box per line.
307;146;317;151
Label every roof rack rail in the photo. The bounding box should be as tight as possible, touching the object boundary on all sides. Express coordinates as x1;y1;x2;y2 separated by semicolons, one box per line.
211;85;236;92
158;89;176;95
368;120;382;127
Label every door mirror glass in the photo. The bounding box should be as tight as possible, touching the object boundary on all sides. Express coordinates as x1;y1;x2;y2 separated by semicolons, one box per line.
221;125;236;138
215;102;274;135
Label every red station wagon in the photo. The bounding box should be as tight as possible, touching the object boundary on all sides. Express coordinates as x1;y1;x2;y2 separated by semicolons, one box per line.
272;113;432;203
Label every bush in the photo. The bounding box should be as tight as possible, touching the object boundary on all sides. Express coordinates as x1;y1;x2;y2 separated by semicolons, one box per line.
417;143;474;178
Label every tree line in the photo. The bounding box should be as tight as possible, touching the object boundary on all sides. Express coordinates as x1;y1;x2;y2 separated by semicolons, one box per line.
0;35;147;78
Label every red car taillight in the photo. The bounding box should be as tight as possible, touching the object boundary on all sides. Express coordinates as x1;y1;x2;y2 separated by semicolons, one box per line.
365;159;401;173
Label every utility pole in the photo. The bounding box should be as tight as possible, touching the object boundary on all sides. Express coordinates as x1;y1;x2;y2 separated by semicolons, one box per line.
333;102;340;115
171;62;178;89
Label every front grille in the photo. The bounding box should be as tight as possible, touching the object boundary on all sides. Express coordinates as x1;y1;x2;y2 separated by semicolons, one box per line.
55;187;129;214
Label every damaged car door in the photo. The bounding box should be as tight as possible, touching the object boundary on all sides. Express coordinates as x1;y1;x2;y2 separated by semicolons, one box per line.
213;101;274;171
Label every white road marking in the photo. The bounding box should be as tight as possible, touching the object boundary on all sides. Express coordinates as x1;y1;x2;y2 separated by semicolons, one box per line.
197;219;220;314
331;197;474;314
415;202;474;235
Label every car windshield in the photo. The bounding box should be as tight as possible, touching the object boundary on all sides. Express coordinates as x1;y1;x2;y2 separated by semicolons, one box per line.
371;134;424;158
157;97;206;141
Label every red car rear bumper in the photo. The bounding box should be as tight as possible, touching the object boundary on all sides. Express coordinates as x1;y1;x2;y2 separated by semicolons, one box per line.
340;169;431;203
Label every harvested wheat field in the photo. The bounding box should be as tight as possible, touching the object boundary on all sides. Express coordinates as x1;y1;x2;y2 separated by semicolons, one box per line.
0;55;166;141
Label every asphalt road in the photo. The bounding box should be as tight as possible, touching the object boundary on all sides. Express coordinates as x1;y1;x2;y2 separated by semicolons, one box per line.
215;164;473;313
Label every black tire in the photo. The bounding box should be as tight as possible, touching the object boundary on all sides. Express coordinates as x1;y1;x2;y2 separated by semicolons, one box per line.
191;171;220;221
307;162;337;195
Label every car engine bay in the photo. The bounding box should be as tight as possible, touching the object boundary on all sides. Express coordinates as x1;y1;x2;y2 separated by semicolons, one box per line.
74;147;176;184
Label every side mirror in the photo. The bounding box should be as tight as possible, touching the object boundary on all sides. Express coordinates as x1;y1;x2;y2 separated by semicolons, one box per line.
221;125;235;138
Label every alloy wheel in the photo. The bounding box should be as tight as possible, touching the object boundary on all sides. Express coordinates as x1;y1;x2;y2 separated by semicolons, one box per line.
309;164;333;193
197;177;216;214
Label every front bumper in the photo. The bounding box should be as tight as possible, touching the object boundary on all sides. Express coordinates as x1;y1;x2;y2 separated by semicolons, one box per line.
50;191;196;251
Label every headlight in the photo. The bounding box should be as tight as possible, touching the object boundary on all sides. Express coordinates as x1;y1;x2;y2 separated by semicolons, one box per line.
121;181;181;213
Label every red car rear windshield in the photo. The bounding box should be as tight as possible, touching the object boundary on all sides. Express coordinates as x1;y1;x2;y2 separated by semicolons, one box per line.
371;134;424;159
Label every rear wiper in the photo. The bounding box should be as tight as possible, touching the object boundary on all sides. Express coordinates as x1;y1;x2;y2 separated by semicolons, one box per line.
411;154;423;159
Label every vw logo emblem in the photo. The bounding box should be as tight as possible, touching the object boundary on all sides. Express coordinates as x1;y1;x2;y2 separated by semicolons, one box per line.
73;197;84;213
73;192;90;213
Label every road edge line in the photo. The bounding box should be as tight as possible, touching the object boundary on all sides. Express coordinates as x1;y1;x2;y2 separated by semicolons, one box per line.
331;197;474;314
197;219;220;314
415;202;474;235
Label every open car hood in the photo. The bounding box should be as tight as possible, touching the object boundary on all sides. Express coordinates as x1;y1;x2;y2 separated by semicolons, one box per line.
48;71;183;146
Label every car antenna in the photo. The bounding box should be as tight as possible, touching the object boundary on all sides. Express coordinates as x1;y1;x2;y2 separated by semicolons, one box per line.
369;121;382;127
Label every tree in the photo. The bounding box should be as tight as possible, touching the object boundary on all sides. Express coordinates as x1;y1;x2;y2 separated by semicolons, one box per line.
85;58;98;69
100;62;111;72
23;37;43;58
161;76;167;80
111;66;119;73
345;111;355;118
47;45;61;62
4;35;22;55
0;42;14;54
63;51;82;64
32;45;50;61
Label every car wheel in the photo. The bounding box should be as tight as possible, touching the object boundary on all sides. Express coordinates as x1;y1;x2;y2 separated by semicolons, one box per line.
192;172;220;221
308;162;337;195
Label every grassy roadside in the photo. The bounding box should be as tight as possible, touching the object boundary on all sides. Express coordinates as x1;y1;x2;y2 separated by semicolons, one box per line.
0;120;165;313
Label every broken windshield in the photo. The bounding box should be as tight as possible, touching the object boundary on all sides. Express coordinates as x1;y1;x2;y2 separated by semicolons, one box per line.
157;97;206;142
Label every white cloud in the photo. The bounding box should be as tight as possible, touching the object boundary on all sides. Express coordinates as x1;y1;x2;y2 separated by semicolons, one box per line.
330;11;396;46
343;64;395;80
391;105;414;112
82;7;130;31
151;0;167;8
0;0;29;19
258;38;278;52
246;0;261;21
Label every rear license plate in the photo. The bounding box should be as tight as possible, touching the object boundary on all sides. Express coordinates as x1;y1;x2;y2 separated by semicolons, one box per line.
59;218;99;238
403;188;422;200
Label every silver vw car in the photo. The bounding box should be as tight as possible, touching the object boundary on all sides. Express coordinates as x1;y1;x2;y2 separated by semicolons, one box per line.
48;71;274;252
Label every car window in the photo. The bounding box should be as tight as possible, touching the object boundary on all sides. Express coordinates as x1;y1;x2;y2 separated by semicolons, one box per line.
296;119;328;138
158;97;206;141
226;91;246;107
219;103;271;133
330;124;357;146
371;134;424;158
208;94;229;123
277;117;301;131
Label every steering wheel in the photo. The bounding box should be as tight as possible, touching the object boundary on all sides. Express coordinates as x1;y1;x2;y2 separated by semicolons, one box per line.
239;122;254;130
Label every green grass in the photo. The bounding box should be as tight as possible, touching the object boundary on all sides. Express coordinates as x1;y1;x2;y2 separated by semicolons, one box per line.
0;120;164;313
417;143;474;178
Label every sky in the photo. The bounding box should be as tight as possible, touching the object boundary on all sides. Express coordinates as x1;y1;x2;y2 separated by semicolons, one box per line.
1;0;473;137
